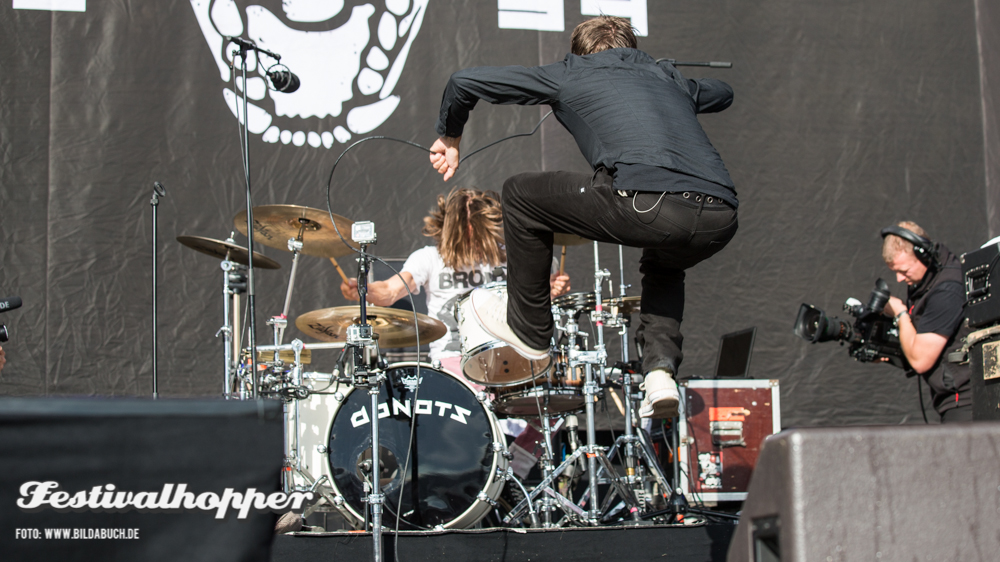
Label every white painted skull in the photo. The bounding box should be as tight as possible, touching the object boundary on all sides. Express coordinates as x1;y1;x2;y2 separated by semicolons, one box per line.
189;0;429;148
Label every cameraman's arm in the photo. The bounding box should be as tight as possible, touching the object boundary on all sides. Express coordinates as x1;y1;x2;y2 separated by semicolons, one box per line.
894;312;948;374
885;289;962;374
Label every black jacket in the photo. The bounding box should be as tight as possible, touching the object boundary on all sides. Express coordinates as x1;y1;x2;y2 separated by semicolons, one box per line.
907;244;972;414
435;48;737;206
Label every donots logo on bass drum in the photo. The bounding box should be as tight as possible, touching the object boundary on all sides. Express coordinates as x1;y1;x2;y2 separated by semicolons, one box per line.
350;398;472;427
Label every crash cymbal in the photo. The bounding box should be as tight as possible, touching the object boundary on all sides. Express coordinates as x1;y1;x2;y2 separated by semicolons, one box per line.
604;296;641;316
295;306;447;349
177;235;281;269
234;205;359;258
553;233;591;247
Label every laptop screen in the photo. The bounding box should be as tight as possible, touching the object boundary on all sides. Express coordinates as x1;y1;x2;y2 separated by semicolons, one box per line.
714;327;757;378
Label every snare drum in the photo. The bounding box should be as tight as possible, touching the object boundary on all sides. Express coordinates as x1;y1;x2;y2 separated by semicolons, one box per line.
456;282;550;387
492;355;588;417
291;363;508;529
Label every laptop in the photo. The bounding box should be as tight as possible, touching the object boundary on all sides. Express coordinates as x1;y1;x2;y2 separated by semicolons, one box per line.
713;326;757;378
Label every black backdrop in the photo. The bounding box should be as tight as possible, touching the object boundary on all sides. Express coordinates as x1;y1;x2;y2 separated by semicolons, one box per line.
0;0;995;427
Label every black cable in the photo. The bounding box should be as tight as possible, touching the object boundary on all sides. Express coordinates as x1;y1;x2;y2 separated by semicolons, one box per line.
917;374;929;424
458;111;553;164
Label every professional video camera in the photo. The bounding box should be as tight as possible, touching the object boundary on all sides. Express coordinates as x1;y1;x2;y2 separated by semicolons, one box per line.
793;279;908;369
0;296;22;343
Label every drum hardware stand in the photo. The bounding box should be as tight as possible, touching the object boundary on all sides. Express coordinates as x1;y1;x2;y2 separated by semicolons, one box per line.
215;237;247;399
265;338;361;527
267;225;309;354
638;408;740;524
507;242;642;526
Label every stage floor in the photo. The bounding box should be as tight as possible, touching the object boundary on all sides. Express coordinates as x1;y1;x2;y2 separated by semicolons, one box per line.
272;522;736;562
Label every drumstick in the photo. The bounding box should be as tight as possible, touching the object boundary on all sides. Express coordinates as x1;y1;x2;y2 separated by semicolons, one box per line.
609;387;626;416
329;257;351;284
559;245;567;275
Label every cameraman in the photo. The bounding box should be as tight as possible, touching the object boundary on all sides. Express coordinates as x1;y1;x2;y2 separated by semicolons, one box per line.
881;221;972;422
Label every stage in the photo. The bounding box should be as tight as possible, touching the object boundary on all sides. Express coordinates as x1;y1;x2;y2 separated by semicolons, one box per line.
271;523;736;562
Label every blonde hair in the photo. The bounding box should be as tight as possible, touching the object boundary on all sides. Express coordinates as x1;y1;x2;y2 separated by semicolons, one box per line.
882;221;928;263
422;188;505;270
571;16;638;56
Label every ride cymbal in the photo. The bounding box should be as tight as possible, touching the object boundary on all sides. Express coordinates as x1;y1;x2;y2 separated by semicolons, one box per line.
234;204;359;258
603;296;641;316
176;235;281;269
296;306;447;349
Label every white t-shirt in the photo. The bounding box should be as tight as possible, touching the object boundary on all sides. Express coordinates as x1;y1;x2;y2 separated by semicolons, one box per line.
402;246;505;361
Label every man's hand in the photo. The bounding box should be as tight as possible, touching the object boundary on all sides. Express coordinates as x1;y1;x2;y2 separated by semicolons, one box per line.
550;273;571;298
883;296;907;318
340;279;360;301
0;345;6;373
429;136;461;181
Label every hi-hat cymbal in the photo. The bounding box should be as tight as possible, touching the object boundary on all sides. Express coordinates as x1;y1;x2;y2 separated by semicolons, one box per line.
234;205;359;258
554;233;591;247
177;235;281;269
296;306;447;349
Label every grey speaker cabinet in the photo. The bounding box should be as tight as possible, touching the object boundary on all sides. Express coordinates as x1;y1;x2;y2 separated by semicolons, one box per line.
728;424;1000;562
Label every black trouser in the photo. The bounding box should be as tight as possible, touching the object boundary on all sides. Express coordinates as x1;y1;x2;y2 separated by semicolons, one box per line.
502;169;738;375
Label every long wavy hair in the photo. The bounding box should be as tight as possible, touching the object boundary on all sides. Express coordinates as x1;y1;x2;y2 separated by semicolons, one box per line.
422;187;505;270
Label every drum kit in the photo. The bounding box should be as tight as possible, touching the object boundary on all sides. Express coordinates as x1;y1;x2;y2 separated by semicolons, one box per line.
178;205;682;542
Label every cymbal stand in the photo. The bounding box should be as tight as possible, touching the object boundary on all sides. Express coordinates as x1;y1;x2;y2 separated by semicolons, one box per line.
266;228;306;359
217;240;247;399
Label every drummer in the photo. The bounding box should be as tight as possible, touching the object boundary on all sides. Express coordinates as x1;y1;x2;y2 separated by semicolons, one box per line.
340;187;571;375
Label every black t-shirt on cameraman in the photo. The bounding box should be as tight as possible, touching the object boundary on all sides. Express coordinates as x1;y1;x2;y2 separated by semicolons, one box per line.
906;244;972;415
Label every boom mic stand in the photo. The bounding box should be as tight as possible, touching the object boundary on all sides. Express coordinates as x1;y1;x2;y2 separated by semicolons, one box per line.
345;221;388;562
228;38;263;397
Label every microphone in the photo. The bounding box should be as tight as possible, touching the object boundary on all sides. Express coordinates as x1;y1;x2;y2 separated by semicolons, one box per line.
153;181;166;197
266;68;300;93
0;296;22;313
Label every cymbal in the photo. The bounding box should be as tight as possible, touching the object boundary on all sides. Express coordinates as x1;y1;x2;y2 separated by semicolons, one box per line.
234;205;359;258
554;233;591;246
296;306;447;349
553;292;597;312
603;296;641;316
176;235;281;269
553;292;641;315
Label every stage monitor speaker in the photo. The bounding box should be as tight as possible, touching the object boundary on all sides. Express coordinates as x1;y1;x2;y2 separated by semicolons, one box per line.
727;424;1000;562
0;398;284;562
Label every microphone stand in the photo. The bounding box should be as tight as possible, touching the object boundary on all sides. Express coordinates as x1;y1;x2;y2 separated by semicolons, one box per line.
231;39;260;398
150;182;165;399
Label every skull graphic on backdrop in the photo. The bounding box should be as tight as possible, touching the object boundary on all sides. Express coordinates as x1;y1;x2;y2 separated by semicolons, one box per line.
190;0;429;149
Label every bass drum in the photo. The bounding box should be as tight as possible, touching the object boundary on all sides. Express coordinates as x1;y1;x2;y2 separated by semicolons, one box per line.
294;363;508;530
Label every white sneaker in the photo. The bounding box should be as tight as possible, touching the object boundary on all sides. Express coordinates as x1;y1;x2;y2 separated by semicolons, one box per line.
638;369;680;419
469;287;550;361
